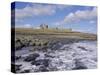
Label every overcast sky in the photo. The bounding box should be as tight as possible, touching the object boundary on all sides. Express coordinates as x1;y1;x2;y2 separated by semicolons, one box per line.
12;2;97;34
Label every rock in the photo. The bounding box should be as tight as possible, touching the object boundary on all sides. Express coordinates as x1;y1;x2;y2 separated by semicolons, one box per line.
33;47;40;51
32;42;36;46
72;66;87;70
35;42;41;46
15;41;22;50
21;39;28;47
39;66;49;72
11;63;22;72
12;64;22;71
45;54;55;58
48;41;62;50
24;53;40;62
20;70;30;73
15;56;21;60
15;64;22;71
41;41;48;46
48;66;58;71
27;40;32;46
31;59;50;67
72;59;87;70
41;46;48;52
78;46;87;51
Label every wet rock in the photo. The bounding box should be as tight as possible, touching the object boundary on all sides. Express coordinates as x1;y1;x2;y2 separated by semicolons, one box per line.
15;64;22;71
45;54;55;58
39;65;49;72
78;46;87;51
11;63;22;72
92;58;97;62
27;40;32;46
20;69;30;73
33;46;41;51
72;59;87;70
15;56;21;60
15;41;22;50
48;42;62;50
31;59;50;67
72;66;87;70
41;46;48;52
48;67;58;71
21;39;29;47
11;64;22;72
24;53;40;62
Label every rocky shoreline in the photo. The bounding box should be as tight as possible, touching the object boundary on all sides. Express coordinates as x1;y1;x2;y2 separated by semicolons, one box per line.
12;38;97;73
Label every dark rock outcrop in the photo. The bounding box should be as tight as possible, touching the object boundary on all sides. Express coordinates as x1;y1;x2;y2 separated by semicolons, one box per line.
45;54;55;58
20;69;30;73
78;46;88;51
31;59;50;67
72;59;87;70
15;56;21;60
39;65;49;72
11;64;22;71
24;53;40;62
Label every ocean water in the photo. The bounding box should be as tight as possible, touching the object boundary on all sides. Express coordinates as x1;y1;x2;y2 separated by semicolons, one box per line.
15;40;97;73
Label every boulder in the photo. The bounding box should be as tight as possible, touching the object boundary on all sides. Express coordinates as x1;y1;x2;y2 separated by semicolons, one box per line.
20;69;30;73
72;59;87;70
14;64;22;71
15;56;21;60
24;53;40;62
39;65;49;72
78;46;87;51
45;54;55;58
31;59;50;67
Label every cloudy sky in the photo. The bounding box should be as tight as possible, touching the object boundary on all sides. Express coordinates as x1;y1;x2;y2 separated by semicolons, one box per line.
12;2;97;34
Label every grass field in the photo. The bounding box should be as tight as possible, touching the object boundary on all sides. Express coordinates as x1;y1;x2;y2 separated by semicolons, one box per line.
14;28;97;40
